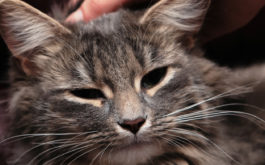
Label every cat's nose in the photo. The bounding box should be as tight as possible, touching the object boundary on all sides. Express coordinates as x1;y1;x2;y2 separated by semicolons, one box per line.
118;118;146;134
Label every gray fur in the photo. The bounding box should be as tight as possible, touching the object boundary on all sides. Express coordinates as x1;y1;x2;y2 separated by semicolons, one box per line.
0;0;264;165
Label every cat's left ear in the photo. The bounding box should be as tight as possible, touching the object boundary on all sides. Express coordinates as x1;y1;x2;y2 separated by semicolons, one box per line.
0;0;71;75
140;0;210;46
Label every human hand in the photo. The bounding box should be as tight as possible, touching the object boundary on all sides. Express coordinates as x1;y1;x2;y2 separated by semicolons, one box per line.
66;0;145;23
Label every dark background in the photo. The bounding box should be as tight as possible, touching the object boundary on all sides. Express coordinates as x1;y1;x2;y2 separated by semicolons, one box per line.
204;7;265;67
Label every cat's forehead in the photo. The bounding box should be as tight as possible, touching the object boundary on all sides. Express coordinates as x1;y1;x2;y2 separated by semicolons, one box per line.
44;13;189;88
70;27;185;80
69;14;187;70
66;32;145;88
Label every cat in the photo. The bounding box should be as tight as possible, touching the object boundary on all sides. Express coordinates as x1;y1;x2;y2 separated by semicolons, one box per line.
0;0;264;165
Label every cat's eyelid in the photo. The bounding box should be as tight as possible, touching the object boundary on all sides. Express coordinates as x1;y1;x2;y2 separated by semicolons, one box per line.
135;76;141;93
52;83;114;100
146;67;177;96
101;85;114;99
63;86;112;108
143;63;180;75
69;84;113;98
64;92;103;107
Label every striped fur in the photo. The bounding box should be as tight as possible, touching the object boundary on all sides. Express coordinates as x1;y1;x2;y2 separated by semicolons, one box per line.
0;0;264;165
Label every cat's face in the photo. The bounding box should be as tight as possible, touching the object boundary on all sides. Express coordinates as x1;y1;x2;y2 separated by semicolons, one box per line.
20;26;203;162
1;0;263;164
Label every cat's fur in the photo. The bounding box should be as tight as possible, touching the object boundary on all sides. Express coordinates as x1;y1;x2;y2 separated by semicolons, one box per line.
0;0;264;165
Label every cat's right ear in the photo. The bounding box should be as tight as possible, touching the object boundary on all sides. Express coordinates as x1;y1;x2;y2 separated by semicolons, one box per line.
0;0;71;76
139;0;210;47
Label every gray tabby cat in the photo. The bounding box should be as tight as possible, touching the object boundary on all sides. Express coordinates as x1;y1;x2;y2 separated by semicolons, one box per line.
0;0;264;164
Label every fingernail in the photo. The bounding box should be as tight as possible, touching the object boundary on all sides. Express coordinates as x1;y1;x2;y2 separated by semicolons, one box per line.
66;9;84;23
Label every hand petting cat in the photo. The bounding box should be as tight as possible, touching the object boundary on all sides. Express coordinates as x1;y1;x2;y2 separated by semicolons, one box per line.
66;0;147;22
66;0;265;42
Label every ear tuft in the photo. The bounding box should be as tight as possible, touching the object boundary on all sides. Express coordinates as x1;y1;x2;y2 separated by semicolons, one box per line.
140;0;210;33
0;0;71;56
0;0;71;76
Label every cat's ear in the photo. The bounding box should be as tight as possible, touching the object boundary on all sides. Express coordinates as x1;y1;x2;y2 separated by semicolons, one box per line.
140;0;210;46
0;0;71;76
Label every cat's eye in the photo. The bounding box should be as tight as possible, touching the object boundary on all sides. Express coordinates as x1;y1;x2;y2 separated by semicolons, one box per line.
141;67;168;90
70;88;106;100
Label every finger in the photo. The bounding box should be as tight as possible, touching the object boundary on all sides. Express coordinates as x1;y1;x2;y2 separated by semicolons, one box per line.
68;0;80;7
66;0;128;23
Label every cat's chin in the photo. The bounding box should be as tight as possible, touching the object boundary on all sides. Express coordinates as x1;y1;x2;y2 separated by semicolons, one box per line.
106;125;164;164
109;142;163;165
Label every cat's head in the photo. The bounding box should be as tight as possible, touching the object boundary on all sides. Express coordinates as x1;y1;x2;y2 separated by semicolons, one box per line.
0;0;264;164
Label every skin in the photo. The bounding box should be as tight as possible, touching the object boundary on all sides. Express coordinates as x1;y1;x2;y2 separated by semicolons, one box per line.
66;0;265;42
66;0;146;22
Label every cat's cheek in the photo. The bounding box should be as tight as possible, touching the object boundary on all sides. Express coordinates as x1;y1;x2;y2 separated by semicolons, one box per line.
142;93;175;117
49;99;110;129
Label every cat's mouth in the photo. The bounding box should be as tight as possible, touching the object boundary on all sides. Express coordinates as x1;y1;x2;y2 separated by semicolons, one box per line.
110;140;162;164
119;139;153;150
113;133;160;151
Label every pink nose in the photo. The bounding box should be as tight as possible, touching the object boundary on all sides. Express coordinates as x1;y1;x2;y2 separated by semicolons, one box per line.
118;118;146;134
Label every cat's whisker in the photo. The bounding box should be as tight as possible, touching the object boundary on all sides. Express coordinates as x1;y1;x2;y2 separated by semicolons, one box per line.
63;135;113;165
89;137;114;165
21;132;94;164
166;133;192;146
173;102;264;121
0;136;41;145
207;103;264;114
176;111;231;122
35;136;100;165
176;110;265;126
157;102;257;124
173;103;231;119
170;128;206;140
166;131;211;157
160;136;183;148
43;142;94;165
32;139;77;145
29;142;79;165
11;138;77;164
38;132;101;165
169;129;240;165
98;142;113;164
67;145;104;165
164;86;250;117
0;131;97;144
2;131;99;164
171;110;265;135
61;144;97;165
